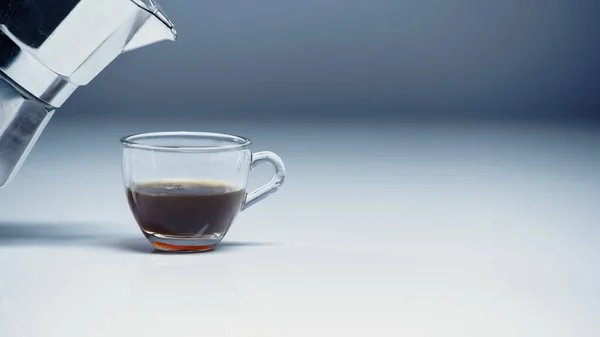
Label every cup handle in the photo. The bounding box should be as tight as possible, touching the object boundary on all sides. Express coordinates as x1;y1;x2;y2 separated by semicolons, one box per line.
242;151;286;211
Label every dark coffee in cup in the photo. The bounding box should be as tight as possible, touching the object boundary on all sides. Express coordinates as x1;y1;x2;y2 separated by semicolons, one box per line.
126;181;246;238
121;131;285;252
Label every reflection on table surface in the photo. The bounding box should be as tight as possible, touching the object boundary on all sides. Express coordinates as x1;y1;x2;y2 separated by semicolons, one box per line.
0;120;598;337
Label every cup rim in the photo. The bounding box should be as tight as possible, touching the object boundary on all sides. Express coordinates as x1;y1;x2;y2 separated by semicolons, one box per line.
120;131;252;153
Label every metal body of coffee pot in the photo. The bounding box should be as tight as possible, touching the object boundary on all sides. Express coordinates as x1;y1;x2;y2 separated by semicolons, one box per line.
0;0;177;187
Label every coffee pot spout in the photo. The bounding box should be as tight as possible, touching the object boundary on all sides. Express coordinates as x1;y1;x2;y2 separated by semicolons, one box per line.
124;0;177;52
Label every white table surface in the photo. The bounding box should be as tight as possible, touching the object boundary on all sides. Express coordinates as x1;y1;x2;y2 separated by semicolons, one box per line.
0;120;598;337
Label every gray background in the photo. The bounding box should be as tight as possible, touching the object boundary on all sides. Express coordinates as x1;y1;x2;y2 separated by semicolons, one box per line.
0;0;596;238
60;0;599;123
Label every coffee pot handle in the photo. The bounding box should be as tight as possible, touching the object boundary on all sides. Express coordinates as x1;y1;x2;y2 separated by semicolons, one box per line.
242;151;286;210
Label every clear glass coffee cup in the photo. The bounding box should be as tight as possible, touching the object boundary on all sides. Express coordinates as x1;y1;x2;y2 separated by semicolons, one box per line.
120;131;286;252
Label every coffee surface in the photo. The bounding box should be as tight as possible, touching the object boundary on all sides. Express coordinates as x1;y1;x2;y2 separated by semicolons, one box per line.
126;181;245;237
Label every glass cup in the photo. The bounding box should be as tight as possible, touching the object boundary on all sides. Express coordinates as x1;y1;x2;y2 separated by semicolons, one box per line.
120;131;286;252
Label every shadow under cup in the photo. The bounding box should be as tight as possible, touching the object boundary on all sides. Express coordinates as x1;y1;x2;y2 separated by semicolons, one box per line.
120;131;286;252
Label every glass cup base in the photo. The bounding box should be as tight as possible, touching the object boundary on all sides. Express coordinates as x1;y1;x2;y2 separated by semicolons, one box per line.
144;232;223;252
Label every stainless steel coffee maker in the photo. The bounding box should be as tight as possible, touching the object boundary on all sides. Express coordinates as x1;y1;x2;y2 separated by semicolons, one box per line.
0;0;177;187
